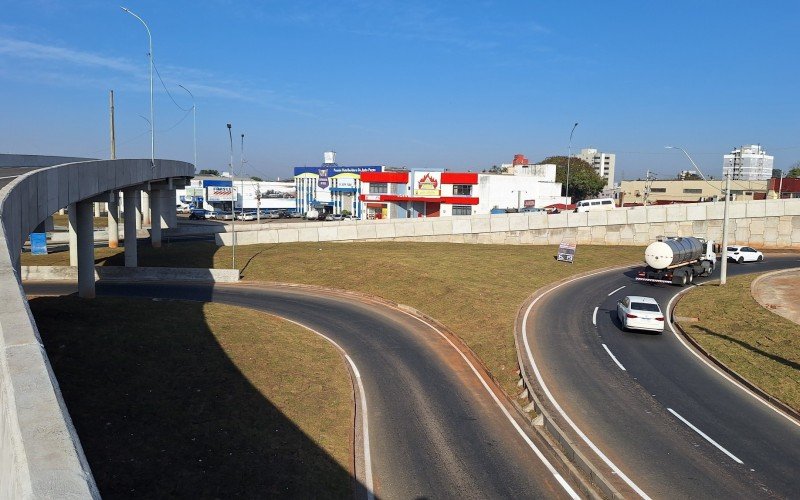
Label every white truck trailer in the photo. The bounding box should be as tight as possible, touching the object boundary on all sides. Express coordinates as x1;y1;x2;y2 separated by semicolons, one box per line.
636;236;717;286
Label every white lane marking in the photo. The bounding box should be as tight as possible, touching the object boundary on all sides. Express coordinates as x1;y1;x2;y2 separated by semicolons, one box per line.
602;344;626;371
592;307;598;326
346;355;375;500
396;309;580;500
278;317;375;499
523;271;651;500
667;408;743;464
666;287;800;429
608;285;626;296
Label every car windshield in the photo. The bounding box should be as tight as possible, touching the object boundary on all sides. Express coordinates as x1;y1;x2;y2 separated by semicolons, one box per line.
630;302;660;312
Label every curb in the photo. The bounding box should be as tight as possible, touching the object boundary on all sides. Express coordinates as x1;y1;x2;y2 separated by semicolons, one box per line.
513;265;639;500
671;283;800;424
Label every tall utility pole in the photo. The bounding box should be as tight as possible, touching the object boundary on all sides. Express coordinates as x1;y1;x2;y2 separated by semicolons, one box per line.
643;170;654;206
565;122;579;206
227;123;236;269
720;173;731;285
109;90;116;160
178;84;197;169
240;133;245;217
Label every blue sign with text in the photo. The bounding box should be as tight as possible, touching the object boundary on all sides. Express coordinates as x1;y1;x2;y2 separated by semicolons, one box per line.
30;232;47;255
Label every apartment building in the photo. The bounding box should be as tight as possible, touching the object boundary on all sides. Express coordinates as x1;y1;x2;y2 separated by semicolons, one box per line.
576;148;615;189
723;145;774;180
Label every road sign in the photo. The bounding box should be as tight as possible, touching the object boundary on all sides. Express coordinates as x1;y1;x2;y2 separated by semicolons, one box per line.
30;233;47;255
557;242;576;263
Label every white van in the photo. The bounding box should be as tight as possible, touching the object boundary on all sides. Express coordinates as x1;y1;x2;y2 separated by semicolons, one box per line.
575;198;615;212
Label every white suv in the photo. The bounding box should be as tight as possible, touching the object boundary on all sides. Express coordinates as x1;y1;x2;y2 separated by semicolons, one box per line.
727;246;764;263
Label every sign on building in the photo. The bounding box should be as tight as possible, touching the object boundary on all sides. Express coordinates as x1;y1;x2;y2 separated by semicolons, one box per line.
207;186;237;202
414;172;441;196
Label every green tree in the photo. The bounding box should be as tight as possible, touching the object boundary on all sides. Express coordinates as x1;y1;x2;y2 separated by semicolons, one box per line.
787;164;800;178
251;176;263;182
198;169;219;176
538;156;606;201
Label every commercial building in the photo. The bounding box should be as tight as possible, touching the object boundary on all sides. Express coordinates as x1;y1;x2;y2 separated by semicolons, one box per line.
723;145;774;180
619;179;768;205
293;152;383;218
358;157;562;219
576;148;616;189
180;176;296;212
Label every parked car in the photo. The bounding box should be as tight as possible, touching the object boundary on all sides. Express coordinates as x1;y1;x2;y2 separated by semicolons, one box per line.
216;210;235;221
616;295;665;333
727;245;764;263
289;211;303;218
325;213;345;221
236;211;256;221
188;209;211;220
263;210;281;219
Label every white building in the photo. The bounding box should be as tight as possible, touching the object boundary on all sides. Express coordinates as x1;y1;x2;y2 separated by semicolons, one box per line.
723;144;774;180
576;148;616;189
180;177;296;212
358;162;563;219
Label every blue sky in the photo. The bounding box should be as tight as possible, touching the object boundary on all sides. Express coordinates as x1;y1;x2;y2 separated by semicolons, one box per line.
1;1;798;180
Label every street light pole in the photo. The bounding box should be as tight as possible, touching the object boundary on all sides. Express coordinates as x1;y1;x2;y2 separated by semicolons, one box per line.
720;173;731;285
178;84;197;169
240;133;245;218
565;122;578;206
227;123;236;269
665;146;708;181
121;7;154;167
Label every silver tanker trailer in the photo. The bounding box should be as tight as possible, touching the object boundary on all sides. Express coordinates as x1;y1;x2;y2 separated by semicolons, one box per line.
636;236;717;286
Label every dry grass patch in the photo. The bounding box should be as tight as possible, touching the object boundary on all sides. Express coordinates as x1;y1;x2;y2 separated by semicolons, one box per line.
24;240;644;397
52;214;109;228
675;275;800;413
29;296;353;497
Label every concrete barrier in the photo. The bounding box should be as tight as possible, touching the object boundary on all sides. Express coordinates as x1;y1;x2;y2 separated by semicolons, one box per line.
0;159;193;497
21;266;240;283
215;199;800;248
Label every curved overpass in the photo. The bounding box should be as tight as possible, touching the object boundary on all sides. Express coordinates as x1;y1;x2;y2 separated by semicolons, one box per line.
521;257;800;498
0;159;193;497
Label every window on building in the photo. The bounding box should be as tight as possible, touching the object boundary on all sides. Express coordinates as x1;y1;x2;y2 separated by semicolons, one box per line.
453;185;472;196
683;188;702;194
730;190;744;195
650;188;667;193
369;183;388;194
452;205;472;216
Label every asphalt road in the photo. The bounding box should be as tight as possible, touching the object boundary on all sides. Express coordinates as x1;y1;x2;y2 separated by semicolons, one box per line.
25;281;580;499
524;255;800;499
0;167;43;189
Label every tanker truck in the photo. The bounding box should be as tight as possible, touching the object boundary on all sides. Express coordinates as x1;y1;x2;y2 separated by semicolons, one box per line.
636;236;716;286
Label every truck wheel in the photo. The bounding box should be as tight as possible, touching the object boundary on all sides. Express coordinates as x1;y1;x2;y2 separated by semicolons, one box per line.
687;271;694;284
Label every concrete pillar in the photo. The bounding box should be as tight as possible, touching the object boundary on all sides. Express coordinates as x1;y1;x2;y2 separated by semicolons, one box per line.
123;189;138;267
135;191;143;230
164;188;178;228
68;203;78;266
76;200;95;299
94;202;101;218
150;189;162;248
141;190;151;226
58;208;65;216
108;191;120;248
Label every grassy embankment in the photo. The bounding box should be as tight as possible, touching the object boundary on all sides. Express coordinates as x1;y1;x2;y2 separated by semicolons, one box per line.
675;274;800;413
29;296;354;497
24;241;644;396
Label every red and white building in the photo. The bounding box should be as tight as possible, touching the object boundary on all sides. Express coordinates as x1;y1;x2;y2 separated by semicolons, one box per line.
358;161;562;219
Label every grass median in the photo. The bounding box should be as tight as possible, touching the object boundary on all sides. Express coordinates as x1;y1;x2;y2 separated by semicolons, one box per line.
675;274;800;413
28;295;354;497
25;240;644;397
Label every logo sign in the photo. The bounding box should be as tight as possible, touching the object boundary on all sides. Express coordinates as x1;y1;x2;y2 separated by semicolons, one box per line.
524;199;537;207
30;233;48;255
414;172;441;197
318;168;329;189
207;186;237;202
557;242;576;263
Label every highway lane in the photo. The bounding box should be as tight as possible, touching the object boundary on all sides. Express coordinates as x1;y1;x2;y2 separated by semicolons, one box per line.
26;281;580;499
525;255;800;498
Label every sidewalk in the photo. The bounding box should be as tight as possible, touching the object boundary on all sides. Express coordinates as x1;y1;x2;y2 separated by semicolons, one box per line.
751;268;800;326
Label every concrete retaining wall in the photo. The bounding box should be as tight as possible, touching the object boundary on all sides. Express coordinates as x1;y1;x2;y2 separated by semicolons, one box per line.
21;266;240;283
0;159;193;497
215;198;800;248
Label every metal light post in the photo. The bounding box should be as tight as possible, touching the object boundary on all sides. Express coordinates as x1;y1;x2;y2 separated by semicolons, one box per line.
665;146;708;180
565;122;578;206
178;84;197;169
121;7;154;167
227;123;236;269
720;173;731;285
240;133;245;218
